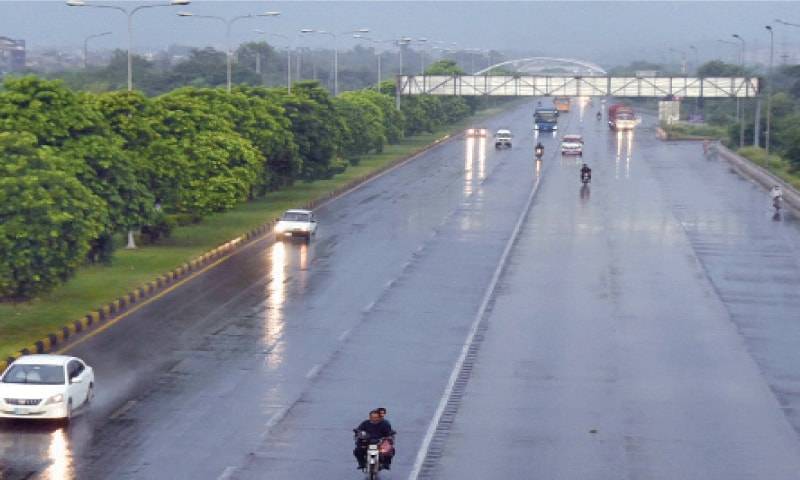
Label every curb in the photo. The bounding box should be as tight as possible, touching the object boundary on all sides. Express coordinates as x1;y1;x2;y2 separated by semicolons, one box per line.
715;144;800;212
0;130;460;372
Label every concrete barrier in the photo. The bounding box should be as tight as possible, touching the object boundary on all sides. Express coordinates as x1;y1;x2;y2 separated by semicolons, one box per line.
715;144;800;212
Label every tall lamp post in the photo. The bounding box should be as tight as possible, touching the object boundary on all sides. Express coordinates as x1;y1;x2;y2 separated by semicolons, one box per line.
306;28;369;96
353;34;391;89
766;25;774;155
689;45;698;73
254;29;291;90
732;33;746;147
67;0;190;91
178;10;280;93
396;37;412;110
83;31;111;69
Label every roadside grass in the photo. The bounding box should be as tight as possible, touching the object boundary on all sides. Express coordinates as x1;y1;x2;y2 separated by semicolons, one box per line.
737;146;800;191
0;105;508;361
663;122;728;140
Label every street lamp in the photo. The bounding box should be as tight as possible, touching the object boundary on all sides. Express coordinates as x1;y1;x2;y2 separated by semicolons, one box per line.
83;31;111;69
766;25;774;155
67;0;190;91
305;28;369;96
254;29;291;91
353;34;391;89
178;10;280;93
732;33;746;148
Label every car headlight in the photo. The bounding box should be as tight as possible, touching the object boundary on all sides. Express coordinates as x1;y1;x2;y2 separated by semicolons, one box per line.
45;394;64;405
275;224;286;233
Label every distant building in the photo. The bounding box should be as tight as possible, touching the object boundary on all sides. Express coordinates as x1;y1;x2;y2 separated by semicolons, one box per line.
0;36;26;72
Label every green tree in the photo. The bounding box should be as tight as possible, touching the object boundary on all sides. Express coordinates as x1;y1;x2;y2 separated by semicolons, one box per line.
0;133;107;299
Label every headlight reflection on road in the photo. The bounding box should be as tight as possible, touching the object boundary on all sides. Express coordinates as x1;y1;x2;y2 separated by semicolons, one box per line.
41;428;73;480
477;135;486;181
265;241;288;368
464;135;474;196
535;159;542;179
615;130;635;179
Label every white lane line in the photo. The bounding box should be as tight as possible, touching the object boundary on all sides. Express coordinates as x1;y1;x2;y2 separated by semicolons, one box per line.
338;329;352;341
416;245;424;252
263;405;291;434
217;466;237;480
385;279;395;289
407;165;545;480
362;301;376;313
109;400;137;420
305;363;322;379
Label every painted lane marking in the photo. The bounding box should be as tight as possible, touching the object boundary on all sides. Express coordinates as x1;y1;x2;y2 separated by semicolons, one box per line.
338;329;352;342
407;151;546;480
109;400;137;420
305;364;322;379
217;466;237;480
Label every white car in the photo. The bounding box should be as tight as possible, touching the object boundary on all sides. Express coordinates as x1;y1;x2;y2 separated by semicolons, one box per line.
494;129;513;149
275;209;318;240
560;134;584;156
0;355;94;421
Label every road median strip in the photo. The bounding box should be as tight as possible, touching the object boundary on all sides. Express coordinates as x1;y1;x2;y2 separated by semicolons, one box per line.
1;106;512;371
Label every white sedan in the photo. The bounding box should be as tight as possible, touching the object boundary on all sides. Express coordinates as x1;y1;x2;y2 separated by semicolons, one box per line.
275;209;318;240
0;355;94;422
560;134;584;156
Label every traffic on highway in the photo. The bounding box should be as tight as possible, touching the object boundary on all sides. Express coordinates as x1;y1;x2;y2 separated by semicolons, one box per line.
4;2;800;479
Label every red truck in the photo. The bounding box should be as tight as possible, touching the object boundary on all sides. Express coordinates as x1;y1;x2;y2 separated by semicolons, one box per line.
608;103;638;131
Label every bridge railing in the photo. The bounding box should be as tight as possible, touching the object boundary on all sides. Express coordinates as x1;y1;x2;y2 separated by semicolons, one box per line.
397;75;759;98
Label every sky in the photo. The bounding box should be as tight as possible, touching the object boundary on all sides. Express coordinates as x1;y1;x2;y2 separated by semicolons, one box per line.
2;1;800;67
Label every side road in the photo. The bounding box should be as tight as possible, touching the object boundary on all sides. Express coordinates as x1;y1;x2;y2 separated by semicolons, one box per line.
0;104;515;367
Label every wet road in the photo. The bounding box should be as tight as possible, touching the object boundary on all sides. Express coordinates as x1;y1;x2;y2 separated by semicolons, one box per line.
433;107;800;479
3;99;800;480
0;101;552;479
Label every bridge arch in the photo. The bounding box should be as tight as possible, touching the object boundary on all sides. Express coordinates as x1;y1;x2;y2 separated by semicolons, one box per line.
475;57;608;76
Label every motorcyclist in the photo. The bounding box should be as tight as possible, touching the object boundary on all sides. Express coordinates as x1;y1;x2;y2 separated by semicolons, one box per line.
771;185;783;209
353;410;395;470
535;142;545;158
375;407;395;468
596;111;602;121
581;163;592;182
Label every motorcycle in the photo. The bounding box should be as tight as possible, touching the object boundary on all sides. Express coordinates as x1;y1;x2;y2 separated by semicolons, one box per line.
581;171;591;185
596;112;602;121
535;145;544;159
773;195;782;212
355;431;394;479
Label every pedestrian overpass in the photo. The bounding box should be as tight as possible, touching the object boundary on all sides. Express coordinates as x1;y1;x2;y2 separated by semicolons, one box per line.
397;75;759;98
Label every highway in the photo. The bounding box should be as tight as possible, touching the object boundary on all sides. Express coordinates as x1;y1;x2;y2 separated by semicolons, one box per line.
2;99;800;479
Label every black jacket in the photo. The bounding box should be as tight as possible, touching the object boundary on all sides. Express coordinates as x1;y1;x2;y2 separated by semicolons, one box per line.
355;419;394;442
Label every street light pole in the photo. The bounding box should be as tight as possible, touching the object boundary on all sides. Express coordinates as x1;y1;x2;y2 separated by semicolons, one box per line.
254;30;291;91
733;34;746;148
766;25;774;155
67;0;190;91
83;31;111;69
178;11;280;93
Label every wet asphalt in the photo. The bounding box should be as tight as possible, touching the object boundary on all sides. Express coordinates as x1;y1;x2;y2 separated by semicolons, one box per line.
433;106;800;479
1;100;800;480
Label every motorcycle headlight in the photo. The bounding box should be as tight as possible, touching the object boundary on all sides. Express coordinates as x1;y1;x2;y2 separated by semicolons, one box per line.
45;394;64;405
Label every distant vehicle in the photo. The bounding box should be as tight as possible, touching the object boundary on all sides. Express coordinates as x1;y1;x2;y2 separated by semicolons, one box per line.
275;209;317;240
0;355;94;422
554;97;571;113
466;128;488;137
608;103;639;131
494;129;513;148
560;134;584;155
534;108;559;132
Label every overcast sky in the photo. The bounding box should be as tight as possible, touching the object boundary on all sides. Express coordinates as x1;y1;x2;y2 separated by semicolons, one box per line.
2;1;800;66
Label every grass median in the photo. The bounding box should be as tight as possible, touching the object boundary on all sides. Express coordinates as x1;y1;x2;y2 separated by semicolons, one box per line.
0;105;511;361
